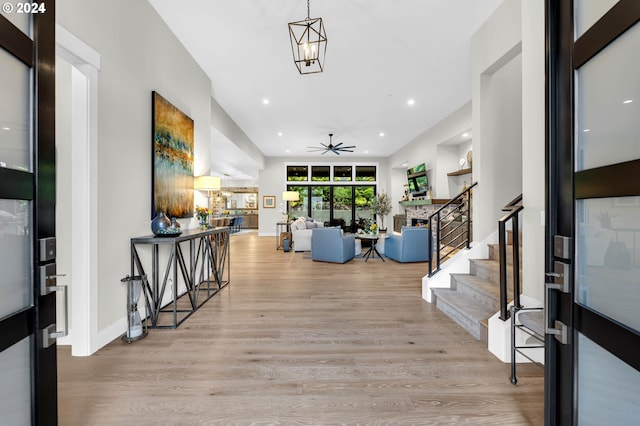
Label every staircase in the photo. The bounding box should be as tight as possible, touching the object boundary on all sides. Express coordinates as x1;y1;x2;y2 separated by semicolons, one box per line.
432;230;521;342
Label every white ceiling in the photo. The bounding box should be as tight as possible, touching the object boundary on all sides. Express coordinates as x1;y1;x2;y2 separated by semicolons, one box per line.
148;0;503;179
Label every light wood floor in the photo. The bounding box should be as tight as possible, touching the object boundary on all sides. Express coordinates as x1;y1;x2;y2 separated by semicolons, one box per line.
58;232;543;425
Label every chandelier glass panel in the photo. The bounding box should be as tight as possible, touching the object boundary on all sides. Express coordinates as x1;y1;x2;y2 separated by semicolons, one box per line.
288;0;327;74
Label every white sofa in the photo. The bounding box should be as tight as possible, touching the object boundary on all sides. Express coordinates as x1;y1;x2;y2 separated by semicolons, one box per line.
291;217;324;251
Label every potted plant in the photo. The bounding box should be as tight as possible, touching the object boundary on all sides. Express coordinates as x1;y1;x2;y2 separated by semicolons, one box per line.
371;192;391;232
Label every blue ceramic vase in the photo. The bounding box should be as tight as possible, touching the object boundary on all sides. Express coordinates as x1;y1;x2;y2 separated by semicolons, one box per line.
151;212;171;235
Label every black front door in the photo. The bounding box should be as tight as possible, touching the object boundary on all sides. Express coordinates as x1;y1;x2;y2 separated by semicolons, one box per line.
0;2;58;424
546;1;640;424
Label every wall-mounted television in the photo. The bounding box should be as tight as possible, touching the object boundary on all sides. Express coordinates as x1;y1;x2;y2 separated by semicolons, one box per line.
407;163;428;196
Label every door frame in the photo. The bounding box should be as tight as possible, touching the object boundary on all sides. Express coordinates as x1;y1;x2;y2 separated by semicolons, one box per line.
55;24;101;356
0;1;58;422
545;1;640;424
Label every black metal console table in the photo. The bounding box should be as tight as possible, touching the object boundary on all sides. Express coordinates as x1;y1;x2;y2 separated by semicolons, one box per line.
130;227;230;329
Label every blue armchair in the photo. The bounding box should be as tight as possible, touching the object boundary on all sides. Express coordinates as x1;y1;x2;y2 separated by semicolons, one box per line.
311;228;355;264
385;226;431;263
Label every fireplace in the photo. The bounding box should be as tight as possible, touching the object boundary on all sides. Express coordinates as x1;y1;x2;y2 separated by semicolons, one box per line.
411;218;428;226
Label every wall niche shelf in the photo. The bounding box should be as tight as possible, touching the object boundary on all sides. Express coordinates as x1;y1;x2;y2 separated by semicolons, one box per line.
447;167;472;177
400;199;452;207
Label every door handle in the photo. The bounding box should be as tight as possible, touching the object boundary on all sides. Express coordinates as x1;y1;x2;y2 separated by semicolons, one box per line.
544;261;570;345
544;285;569;344
42;283;68;348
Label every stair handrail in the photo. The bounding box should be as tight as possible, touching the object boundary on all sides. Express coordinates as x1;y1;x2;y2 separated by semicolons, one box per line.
498;194;523;321
427;182;478;277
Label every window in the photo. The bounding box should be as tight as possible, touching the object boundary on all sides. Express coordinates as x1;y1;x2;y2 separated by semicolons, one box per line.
311;166;330;181
285;163;377;184
333;166;352;181
355;165;376;181
287;165;308;181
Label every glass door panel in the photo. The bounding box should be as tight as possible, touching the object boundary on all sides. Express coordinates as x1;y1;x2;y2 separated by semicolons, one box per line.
576;22;640;171
286;185;307;219
0;48;31;172
0;336;32;425
332;186;352;230
0;199;31;317
355;186;375;229
311;186;330;223
0;1;32;36
577;333;640;425
576;197;640;332
574;0;620;38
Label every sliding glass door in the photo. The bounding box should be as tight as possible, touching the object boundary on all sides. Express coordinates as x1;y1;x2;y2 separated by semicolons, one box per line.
288;185;376;232
332;186;352;228
311;186;330;223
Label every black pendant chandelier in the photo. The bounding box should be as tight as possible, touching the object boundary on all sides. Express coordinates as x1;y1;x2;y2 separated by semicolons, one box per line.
288;0;327;74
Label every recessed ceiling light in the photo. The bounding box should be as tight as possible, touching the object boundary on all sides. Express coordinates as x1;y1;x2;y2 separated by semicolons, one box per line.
277;132;283;136
379;132;385;137
583;129;590;132
285;149;290;153
364;150;369;154
262;98;270;105
2;127;10;131
401;162;408;167
623;99;633;104
407;99;415;106
462;132;470;138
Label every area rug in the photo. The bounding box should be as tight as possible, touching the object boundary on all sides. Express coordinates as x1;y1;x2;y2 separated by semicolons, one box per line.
301;251;385;261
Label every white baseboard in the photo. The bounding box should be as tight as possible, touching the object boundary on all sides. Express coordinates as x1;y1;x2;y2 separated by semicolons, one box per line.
94;318;127;354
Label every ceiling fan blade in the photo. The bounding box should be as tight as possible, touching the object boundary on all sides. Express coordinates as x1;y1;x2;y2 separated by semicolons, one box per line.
309;133;356;155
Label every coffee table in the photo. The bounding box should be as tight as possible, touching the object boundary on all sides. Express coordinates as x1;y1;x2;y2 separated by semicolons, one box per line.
356;234;387;262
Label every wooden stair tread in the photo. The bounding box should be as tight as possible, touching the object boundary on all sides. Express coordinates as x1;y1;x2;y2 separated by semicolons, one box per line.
451;273;514;299
432;230;523;342
433;289;497;321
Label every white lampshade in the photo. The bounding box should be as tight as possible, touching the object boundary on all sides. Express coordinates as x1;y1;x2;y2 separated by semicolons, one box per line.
194;176;221;191
283;191;300;201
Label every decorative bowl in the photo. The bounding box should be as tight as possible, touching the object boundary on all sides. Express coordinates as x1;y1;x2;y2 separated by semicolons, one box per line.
154;228;182;237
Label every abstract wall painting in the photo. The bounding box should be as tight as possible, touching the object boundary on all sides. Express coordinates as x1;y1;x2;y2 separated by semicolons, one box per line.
152;91;194;218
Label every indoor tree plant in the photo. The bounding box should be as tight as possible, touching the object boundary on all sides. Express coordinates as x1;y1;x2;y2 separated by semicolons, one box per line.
371;192;392;232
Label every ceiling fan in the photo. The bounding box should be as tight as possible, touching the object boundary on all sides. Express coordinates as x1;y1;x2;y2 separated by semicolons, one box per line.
307;133;356;155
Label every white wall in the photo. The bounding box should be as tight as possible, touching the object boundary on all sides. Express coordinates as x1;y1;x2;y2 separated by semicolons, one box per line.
436;140;473;198
57;0;212;340
471;0;546;303
389;102;473;218
521;0;546;302
210;98;265;172
471;0;523;242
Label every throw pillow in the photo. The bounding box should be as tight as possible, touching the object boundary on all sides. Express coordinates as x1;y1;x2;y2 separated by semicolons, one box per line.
291;219;306;231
